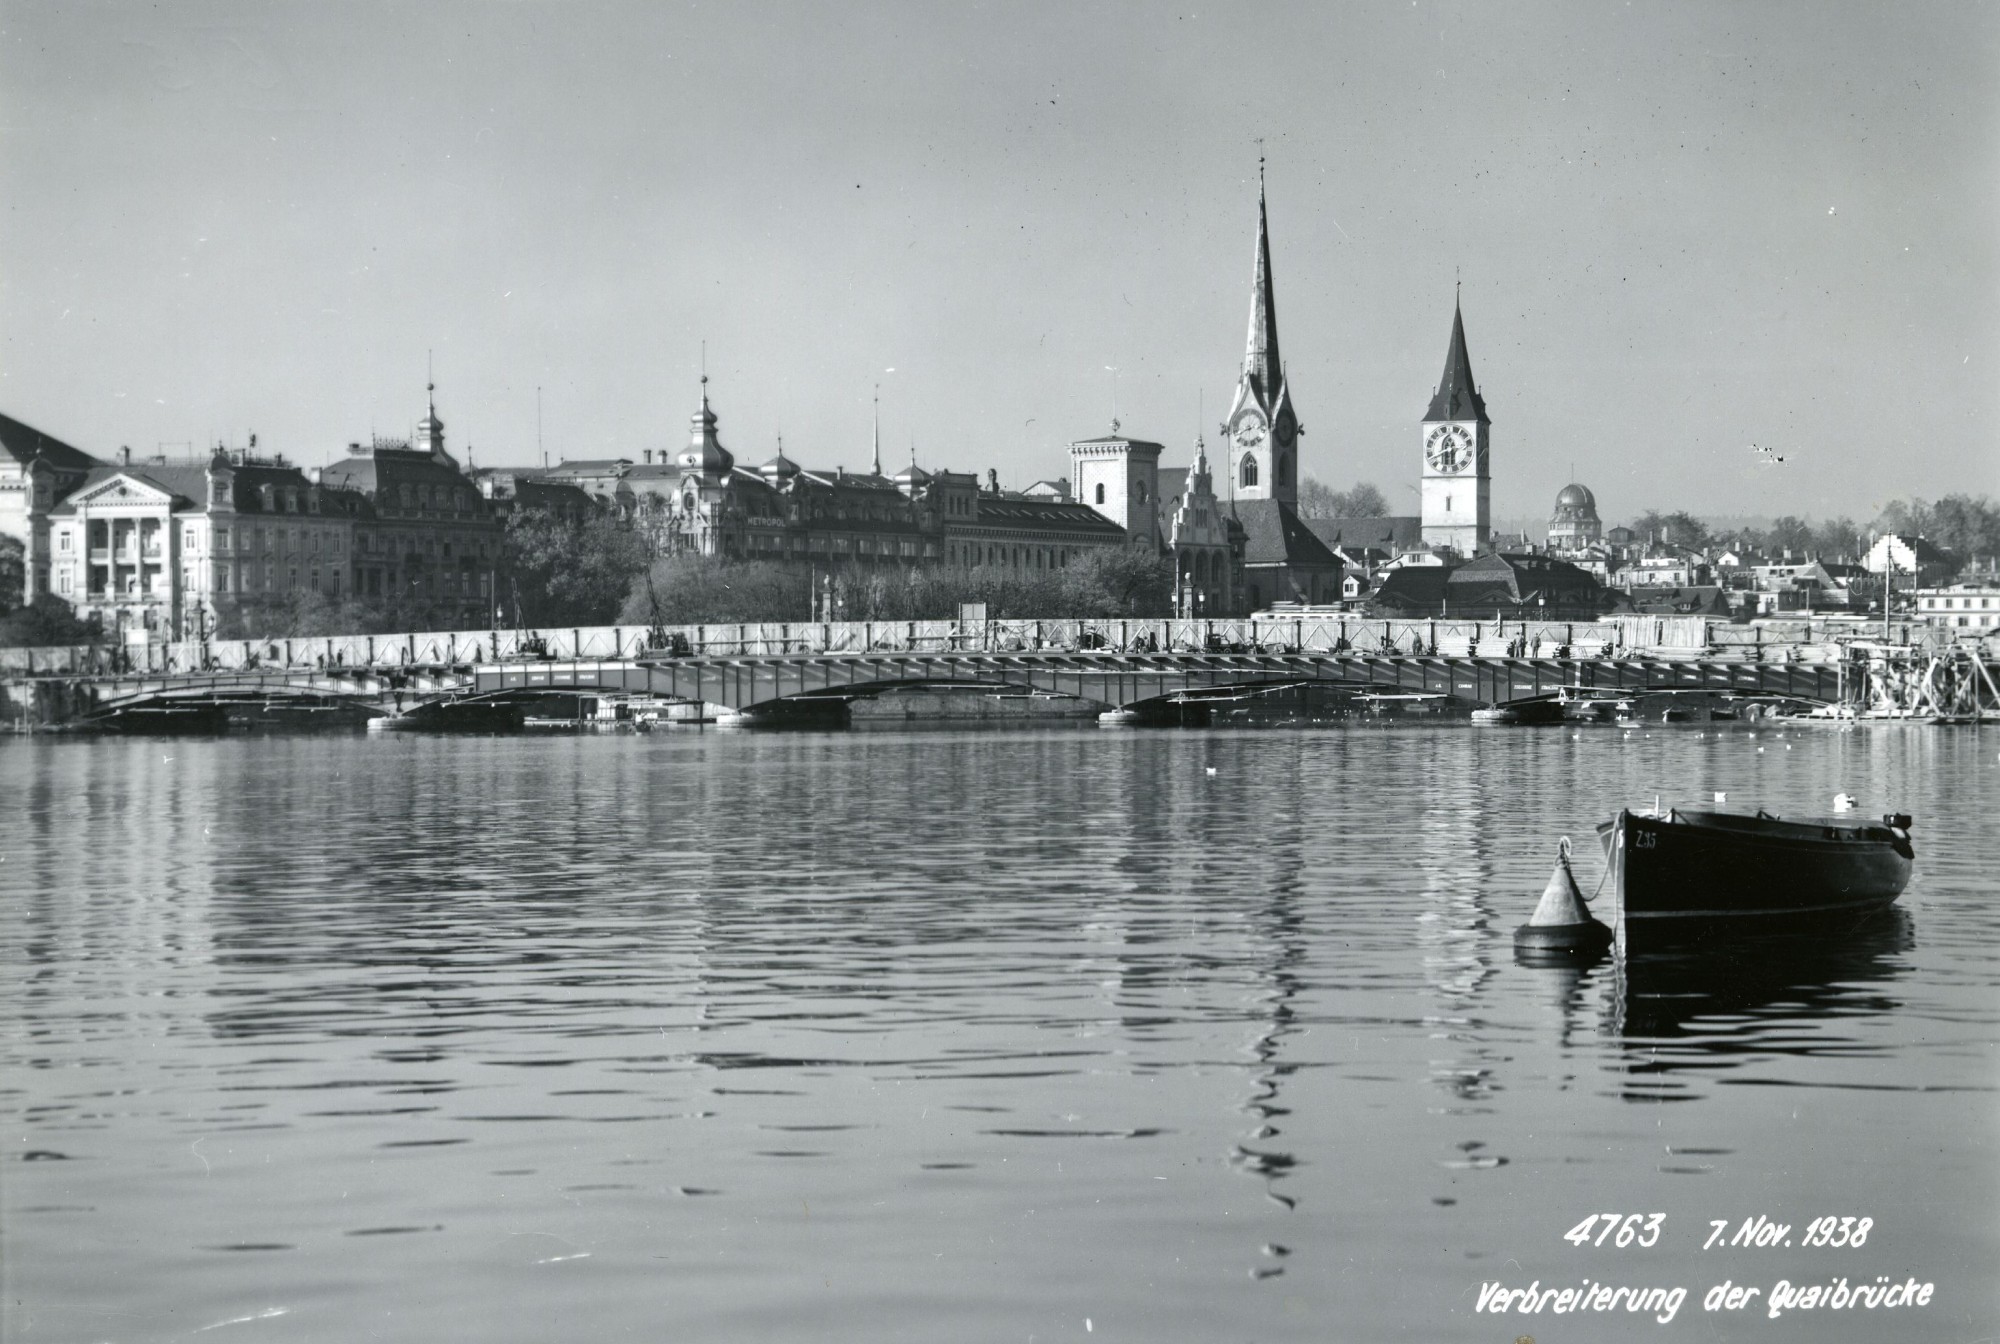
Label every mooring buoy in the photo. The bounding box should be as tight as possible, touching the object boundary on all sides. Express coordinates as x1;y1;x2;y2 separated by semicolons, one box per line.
1514;836;1612;956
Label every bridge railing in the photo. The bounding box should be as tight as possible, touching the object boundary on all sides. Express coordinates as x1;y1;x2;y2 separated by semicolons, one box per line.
0;613;1962;677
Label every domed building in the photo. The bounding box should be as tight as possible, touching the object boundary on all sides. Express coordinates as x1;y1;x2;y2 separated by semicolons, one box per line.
1548;482;1601;552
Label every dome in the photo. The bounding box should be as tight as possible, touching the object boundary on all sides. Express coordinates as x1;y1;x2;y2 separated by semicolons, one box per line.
893;460;931;484
760;451;800;479
677;390;734;475
1555;482;1596;511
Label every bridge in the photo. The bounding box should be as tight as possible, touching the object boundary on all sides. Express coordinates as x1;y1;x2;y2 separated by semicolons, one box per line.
471;649;1843;719
9;613;1987;728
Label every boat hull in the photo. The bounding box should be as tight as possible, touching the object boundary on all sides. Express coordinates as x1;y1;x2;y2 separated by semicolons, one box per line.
1598;808;1912;924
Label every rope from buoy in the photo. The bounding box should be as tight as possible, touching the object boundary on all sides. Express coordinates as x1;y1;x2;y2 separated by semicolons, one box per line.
1556;834;1611;906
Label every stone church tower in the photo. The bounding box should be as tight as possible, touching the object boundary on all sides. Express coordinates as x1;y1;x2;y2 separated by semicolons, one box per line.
1419;296;1490;556
1221;164;1300;505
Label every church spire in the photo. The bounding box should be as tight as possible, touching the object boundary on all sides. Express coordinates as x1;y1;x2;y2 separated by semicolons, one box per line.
872;384;882;476
1242;156;1283;407
1425;294;1488;424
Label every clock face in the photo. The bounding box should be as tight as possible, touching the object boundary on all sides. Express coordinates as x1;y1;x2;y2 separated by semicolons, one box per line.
1425;424;1473;474
1274;410;1296;447
1234;411;1267;450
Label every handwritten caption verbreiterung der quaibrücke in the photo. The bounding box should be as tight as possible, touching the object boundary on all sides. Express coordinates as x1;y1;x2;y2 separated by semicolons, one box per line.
1471;1213;1936;1326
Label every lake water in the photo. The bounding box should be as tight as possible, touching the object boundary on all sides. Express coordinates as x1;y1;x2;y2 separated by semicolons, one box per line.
3;724;1995;1342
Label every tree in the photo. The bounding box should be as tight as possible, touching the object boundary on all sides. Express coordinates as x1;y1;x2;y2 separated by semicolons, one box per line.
0;536;23;616
505;508;650;626
618;555;811;626
1629;510;1711;551
1812;516;1861;562
1297;477;1341;518
1928;494;2000;567
1765;515;1814;556
0;595;101;647
1297;476;1390;519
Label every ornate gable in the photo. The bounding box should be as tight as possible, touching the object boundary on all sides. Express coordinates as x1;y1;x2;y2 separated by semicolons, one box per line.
73;473;178;509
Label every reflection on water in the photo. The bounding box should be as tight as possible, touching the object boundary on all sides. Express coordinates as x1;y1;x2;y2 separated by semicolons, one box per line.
2;726;1996;1343
1617;909;1915;1043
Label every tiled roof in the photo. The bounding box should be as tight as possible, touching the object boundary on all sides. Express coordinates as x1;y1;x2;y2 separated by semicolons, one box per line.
974;495;1125;535
1304;515;1423;552
1229;499;1340;569
1369;566;1451;611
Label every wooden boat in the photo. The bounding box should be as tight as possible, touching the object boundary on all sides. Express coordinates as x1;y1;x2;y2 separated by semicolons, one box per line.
1472;693;1567;724
1596;807;1913;927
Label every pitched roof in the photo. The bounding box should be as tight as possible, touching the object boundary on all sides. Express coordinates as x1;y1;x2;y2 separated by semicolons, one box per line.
0;410;101;472
1304;514;1424;552
974;494;1125;536
1625;585;1731;615
1230;498;1340;569
1424;300;1489;424
1369;565;1451;611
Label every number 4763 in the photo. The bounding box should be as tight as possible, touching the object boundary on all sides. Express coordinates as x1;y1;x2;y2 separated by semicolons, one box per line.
1565;1213;1664;1248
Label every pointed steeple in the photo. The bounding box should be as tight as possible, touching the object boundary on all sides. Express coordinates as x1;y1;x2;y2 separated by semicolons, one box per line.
1425;295;1488;424
1242;158;1284;408
871;385;882;476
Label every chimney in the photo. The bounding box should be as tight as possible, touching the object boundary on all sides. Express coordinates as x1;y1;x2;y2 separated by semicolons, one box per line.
643;450;653;465
987;468;1000;495
119;445;132;466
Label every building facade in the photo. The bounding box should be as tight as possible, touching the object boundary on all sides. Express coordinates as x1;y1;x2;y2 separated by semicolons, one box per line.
1163;438;1238;617
613;383;1127;578
314;391;506;628
41;449;360;640
1914;583;2000;631
2;411;103;604
1070;430;1165;552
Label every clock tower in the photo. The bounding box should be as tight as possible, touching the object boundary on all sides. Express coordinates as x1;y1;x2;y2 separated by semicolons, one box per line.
1222;164;1299;505
1419;296;1490;556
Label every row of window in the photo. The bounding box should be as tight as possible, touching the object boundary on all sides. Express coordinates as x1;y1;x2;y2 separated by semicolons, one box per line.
59;521;496;563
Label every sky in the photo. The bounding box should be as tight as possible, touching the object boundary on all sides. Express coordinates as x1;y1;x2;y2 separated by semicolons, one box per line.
3;0;1996;528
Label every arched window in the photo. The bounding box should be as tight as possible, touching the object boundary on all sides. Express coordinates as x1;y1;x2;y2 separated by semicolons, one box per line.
1094;482;1105;505
1277;453;1292;487
1240;455;1259;489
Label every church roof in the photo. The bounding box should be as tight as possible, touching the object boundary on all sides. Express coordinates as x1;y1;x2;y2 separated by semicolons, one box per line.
1425;300;1489;424
1230;499;1341;570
